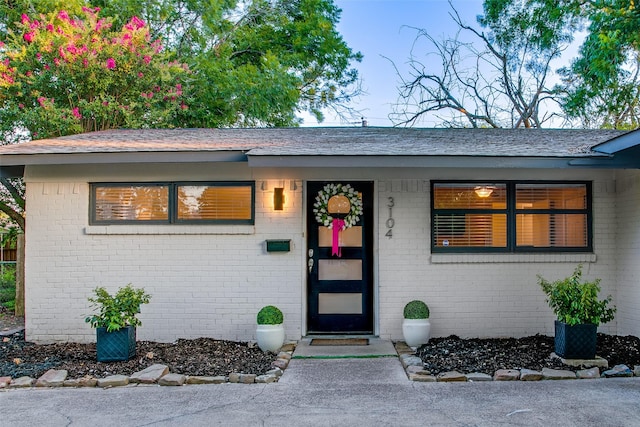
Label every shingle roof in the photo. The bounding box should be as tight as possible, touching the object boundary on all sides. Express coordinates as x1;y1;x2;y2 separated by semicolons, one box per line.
0;127;629;159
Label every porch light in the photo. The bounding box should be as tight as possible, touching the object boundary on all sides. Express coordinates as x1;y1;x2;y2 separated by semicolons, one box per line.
273;187;285;210
474;186;494;198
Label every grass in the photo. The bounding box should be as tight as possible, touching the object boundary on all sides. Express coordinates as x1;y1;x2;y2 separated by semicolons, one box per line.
0;264;16;311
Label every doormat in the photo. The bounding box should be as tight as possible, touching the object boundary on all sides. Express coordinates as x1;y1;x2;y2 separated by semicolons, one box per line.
310;338;369;346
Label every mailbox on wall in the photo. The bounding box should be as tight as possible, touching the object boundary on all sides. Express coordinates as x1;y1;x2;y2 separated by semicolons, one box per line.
266;239;291;253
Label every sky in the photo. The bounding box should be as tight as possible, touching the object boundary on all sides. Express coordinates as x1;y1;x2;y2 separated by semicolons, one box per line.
300;0;487;127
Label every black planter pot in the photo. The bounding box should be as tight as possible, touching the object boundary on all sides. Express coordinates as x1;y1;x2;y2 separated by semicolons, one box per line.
96;326;136;362
554;320;597;359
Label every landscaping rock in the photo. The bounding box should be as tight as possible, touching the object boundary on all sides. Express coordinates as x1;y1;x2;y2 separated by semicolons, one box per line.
36;369;67;387
0;376;11;388
399;354;423;368
186;376;226;385
635;366;640;377
280;343;296;352
255;374;278;383
271;359;289;370
542;368;576;380
63;376;98;387
406;365;429;375
520;369;543;381
277;351;291;360
437;371;467;382
601;364;633;378
129;364;169;384
576;367;600;379
239;373;256;384
494;369;520;381
158;373;185;386
97;374;129;388
10;376;34;388
465;372;492;382
409;373;437;382
551;353;608;369
266;368;283;377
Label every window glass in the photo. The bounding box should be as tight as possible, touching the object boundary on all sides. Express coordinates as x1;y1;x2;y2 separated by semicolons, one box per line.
432;182;591;252
91;182;254;224
177;185;252;221
94;185;168;221
433;183;506;209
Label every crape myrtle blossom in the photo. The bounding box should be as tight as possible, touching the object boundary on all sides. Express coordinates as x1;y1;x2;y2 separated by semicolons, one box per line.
0;7;190;140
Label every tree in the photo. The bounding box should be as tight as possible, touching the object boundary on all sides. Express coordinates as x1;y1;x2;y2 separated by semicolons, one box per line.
0;7;189;229
482;0;640;129
93;0;363;126
391;4;568;128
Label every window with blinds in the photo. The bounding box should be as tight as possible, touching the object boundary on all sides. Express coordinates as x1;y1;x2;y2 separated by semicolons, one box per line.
91;182;254;224
431;182;591;253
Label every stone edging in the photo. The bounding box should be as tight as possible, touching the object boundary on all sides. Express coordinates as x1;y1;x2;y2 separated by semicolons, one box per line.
395;342;640;382
0;343;295;390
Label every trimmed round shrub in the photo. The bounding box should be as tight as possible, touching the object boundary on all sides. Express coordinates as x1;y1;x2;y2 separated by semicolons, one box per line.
257;305;284;325
403;300;430;319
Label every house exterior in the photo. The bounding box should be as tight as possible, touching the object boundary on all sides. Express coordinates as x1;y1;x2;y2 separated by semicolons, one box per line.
0;127;639;344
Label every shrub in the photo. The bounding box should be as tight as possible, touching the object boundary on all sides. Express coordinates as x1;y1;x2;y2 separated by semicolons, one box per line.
0;264;16;311
257;305;284;325
538;264;616;326
403;300;430;319
85;284;151;332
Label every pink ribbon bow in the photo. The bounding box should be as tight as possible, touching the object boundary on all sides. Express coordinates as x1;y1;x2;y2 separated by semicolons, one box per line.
331;218;345;257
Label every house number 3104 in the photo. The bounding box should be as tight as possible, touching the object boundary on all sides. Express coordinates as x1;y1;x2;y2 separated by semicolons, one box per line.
386;197;395;238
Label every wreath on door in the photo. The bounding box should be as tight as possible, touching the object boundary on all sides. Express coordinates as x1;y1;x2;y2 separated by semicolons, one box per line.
313;183;363;230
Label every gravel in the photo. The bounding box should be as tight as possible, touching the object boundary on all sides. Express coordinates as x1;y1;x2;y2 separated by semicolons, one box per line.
417;334;640;375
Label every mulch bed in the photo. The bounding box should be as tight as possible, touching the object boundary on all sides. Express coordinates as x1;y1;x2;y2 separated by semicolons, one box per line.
416;334;640;375
2;308;640;380
1;331;278;379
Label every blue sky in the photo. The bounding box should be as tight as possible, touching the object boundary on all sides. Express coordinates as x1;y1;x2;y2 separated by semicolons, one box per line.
301;0;486;127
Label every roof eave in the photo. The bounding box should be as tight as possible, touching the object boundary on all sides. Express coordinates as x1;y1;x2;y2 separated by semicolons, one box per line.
0;150;248;168
247;155;607;169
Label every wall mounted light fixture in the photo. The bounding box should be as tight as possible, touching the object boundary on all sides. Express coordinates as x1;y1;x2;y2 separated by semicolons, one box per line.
274;187;285;210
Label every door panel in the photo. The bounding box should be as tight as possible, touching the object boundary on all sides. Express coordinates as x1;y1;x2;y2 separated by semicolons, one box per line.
307;181;374;334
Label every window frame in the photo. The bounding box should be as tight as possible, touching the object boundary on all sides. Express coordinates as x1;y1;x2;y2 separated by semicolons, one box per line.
430;180;592;253
90;181;255;225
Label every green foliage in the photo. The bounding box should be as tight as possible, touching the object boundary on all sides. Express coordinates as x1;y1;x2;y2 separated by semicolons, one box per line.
403;300;430;319
483;0;640;129
85;284;151;332
0;7;190;141
0;264;16;311
256;305;284;325
538;265;616;326
93;0;362;127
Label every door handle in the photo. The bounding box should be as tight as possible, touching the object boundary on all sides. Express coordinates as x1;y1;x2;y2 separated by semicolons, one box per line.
308;258;314;273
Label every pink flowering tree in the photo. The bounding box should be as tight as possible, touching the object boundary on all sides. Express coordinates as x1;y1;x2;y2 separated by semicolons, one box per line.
0;7;189;142
0;8;190;230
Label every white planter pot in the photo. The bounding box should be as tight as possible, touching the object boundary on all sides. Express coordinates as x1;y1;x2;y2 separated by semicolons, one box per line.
256;324;285;352
402;318;431;348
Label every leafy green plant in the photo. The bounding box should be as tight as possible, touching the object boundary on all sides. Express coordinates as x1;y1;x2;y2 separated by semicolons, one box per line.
0;264;16;311
85;284;151;332
538;265;616;326
256;305;284;325
403;300;430;319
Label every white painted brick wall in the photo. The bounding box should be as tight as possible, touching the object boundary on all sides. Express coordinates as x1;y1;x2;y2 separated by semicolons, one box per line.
25;177;304;343
377;177;619;340
615;170;640;337
23;164;626;343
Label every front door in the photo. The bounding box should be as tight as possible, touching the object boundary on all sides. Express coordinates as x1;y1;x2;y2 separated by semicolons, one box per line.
306;181;374;334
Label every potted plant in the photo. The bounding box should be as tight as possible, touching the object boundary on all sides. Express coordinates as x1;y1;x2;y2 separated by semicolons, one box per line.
256;305;285;353
402;300;431;348
85;284;151;362
538;265;616;359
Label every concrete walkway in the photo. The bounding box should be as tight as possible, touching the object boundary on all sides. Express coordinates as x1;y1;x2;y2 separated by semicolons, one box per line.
2;340;640;426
